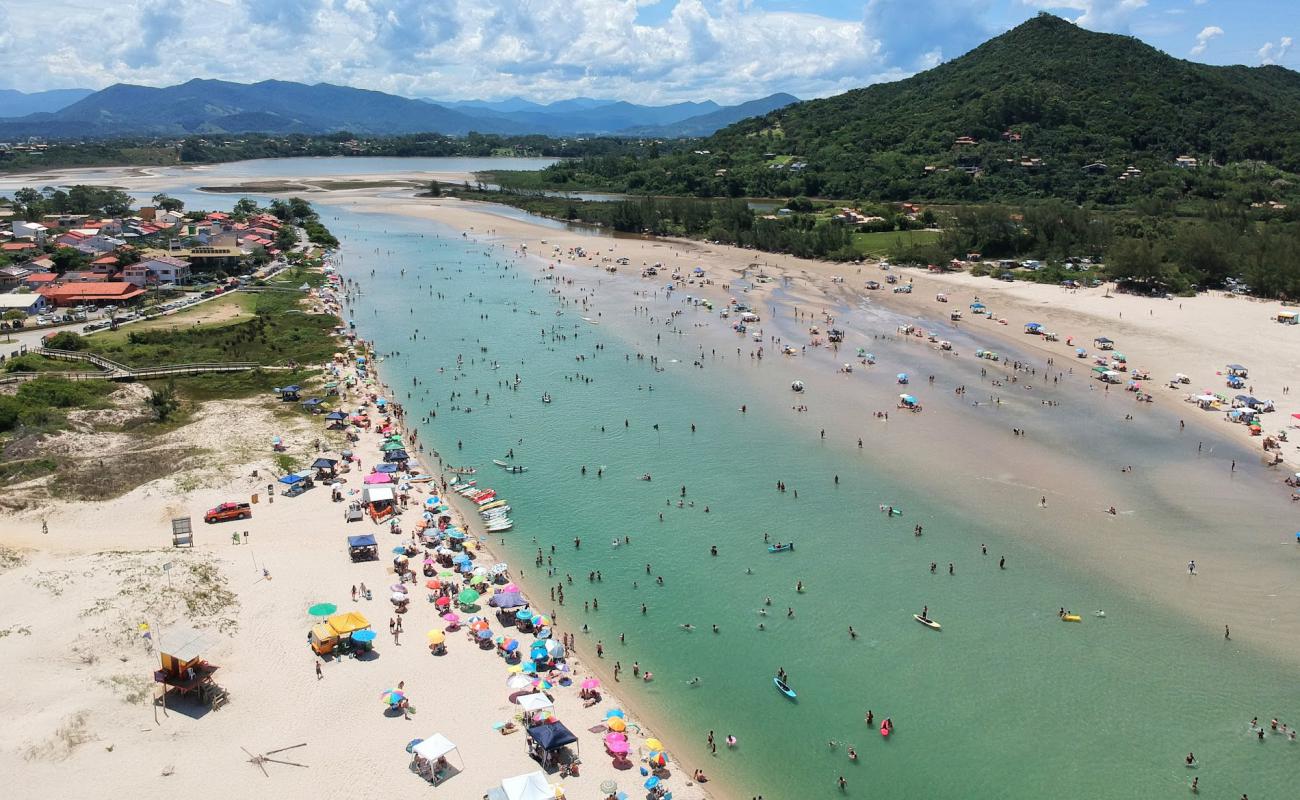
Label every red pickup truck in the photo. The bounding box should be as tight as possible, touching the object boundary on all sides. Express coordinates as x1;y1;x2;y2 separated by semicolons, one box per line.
205;502;251;523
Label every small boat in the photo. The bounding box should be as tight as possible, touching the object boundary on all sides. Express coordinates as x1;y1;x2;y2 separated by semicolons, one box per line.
478;500;509;512
773;677;796;699
914;615;941;630
407;475;435;483
768;542;794;553
541;393;552;404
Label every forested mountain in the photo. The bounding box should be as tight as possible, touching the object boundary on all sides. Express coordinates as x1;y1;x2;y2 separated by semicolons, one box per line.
0;88;93;117
530;14;1300;205
0;81;796;139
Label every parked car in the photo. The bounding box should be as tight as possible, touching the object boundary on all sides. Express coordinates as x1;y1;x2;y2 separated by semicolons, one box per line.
205;502;252;523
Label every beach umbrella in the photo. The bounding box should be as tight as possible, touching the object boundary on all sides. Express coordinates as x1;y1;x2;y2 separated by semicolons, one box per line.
605;709;625;719
435;596;452;608
647;751;667;767
535;626;552;639
441;612;460;624
458;588;481;605
520;662;538;674
381;690;405;705
644;738;664;751
452;553;471;564
507;664;523;674
352;629;376;643
390;583;407;593
391;546;408;555
426;579;442;590
389;591;408;602
426;630;445;645
533;678;554;691
582;678;601;690
307;602;337;617
405;738;424;753
643;777;659;790
507;674;534;690
500;637;518;651
516;608;534;620
544;640;566;659
447;529;467;540
476;629;492;640
469;619;489;631
607;717;627;732
607;739;630;755
599;779;618;794
492;566;512;578
470;574;489;586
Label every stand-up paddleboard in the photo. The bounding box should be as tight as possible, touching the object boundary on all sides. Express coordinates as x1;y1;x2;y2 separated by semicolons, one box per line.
914;614;941;630
1062;614;1082;623
773;677;797;699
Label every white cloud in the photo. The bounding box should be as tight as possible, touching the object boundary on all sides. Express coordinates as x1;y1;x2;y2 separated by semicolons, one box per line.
1189;25;1223;56
0;0;902;103
1020;1;1148;32
1258;35;1293;65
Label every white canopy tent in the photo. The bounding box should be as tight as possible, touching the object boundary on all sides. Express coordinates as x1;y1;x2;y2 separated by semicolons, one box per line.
501;770;554;800
517;693;555;714
362;486;395;504
412;733;463;767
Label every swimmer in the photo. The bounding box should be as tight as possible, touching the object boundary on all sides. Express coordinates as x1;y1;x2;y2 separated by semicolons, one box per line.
688;676;701;686
847;746;857;761
680;623;695;631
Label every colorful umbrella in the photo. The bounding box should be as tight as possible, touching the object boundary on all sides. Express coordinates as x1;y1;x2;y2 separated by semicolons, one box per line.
533;678;554;691
458;588;481;605
607;739;630;754
381;690;405;705
352;629;376;643
476;629;493;640
307;602;337;617
607;717;627;732
441;612;460;623
426;579;442;590
644;738;664;751
507;674;534;690
435;596;452;607
647;751;667;767
426;630;445;645
604;709;625;719
582;678;601;690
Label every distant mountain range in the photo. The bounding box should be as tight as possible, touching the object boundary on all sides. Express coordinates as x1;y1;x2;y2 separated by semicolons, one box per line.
0;88;95;117
0;80;797;140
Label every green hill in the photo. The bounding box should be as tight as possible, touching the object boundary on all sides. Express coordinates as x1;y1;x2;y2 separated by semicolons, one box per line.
535;14;1300;205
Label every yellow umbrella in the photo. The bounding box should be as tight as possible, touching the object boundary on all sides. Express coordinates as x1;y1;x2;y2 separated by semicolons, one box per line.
506;664;523;673
426;630;445;645
645;738;664;751
606;717;627;732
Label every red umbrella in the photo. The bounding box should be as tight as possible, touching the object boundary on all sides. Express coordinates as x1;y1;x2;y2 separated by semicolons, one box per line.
435;596;451;607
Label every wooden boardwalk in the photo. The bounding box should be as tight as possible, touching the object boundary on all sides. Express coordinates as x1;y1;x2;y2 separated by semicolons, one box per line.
0;348;266;384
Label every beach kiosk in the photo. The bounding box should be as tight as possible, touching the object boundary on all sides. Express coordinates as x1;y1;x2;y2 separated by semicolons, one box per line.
310;611;372;656
154;624;220;704
1278;311;1299;325
1226;364;1249;378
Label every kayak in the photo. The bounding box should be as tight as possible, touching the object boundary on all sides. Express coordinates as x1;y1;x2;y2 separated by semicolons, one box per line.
914;614;941;630
768;543;795;553
1062;614;1082;623
773;677;796;699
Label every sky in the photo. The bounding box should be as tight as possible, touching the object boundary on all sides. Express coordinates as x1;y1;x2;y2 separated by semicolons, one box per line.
0;0;1295;104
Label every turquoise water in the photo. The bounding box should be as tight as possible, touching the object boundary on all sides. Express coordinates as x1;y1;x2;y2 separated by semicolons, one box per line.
327;208;1297;800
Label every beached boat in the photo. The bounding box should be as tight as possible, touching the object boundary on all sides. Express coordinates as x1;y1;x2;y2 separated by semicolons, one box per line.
478;500;509;512
914;614;941;630
768;542;794;553
486;520;513;532
773;677;797;698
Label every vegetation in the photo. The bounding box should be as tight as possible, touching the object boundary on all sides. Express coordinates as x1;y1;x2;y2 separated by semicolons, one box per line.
8;185;134;219
0;377;115;434
519;15;1300;209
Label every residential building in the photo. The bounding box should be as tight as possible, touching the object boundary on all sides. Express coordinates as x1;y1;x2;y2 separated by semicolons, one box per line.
11;221;47;243
1175;155;1199;169
24;272;58;290
1081;162;1108;174
129;255;192;286
0;264;33;289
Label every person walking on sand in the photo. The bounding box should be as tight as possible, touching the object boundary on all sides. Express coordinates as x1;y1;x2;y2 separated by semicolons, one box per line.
1188;560;1197;575
1225;625;1230;640
315;659;323;680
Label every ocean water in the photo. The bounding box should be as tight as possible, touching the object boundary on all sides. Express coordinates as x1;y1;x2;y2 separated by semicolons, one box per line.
327;207;1298;800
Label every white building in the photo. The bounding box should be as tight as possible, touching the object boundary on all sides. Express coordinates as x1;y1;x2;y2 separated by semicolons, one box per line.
126;255;192;286
0;291;50;316
10;221;47;244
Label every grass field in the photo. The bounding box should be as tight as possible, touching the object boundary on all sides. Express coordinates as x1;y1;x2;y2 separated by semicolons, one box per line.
851;229;942;256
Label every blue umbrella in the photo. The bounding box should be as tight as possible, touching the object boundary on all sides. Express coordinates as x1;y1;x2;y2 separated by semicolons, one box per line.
605;709;625;719
644;777;660;790
392;546;408;554
352;630;377;643
516;608;534;620
447;530;467;540
405;738;423;753
476;629;493;640
374;463;399;473
452;553;470;563
521;662;537;674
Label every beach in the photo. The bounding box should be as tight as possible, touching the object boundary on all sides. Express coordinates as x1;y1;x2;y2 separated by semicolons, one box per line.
3;161;1299;799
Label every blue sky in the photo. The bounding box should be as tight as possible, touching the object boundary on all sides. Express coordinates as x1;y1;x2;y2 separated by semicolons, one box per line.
0;1;1294;104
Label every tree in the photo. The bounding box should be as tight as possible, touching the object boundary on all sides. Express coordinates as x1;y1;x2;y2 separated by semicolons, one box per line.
45;331;86;351
233;198;259;218
275;225;298;251
148;380;180;422
1105;237;1168;283
427;181;441;197
151;193;184;212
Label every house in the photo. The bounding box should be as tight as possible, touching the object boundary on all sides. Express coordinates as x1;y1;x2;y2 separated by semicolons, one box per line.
0;291;50;316
0;264;32;289
11;221;47;243
179;245;240;270
1081;162;1108;175
131;255;192;286
74;234;126;255
59;271;109;283
1001;130;1023;142
24;272;58;289
1175;155;1199;169
156;210;183;226
1119;165;1143;181
38;282;146;307
40;213;89;228
1;241;37;255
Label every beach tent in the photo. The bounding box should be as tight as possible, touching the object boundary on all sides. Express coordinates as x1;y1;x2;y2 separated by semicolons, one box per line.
517;693;555;714
413;733;463;767
1024;322;1042;333
363;472;392;485
499;771;554;800
1226;364;1249;376
348;534;378;561
384;449;410;463
490;592;527;608
362;486;395;505
325;410;348;421
527;722;578;752
311;457;338;470
374;462;399;473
